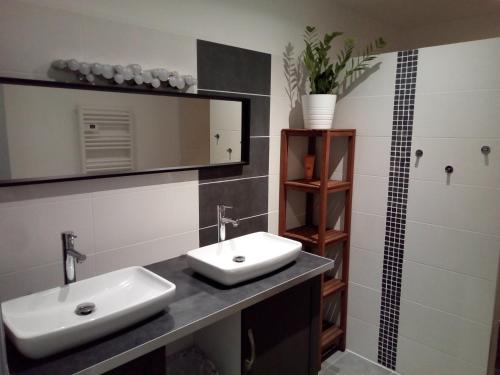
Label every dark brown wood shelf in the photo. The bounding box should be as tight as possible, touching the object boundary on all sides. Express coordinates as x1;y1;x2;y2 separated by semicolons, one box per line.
284;179;351;193
283;225;348;246
322;277;346;298
279;128;355;362
283;129;356;138
321;321;344;351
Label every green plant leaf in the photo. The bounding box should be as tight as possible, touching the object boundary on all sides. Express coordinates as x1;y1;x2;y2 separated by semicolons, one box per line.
302;26;384;94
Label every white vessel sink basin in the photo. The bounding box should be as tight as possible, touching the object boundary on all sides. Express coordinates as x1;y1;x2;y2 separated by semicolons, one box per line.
1;266;176;359
186;232;302;285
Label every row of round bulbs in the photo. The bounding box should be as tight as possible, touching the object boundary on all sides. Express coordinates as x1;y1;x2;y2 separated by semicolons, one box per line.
52;59;196;89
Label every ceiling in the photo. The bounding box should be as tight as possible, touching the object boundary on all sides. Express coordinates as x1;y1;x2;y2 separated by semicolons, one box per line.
333;0;500;29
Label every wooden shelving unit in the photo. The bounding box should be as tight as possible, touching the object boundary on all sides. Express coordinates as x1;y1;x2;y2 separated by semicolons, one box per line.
278;128;355;361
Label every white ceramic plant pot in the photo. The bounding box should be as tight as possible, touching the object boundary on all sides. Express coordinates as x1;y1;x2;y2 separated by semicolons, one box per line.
301;94;337;129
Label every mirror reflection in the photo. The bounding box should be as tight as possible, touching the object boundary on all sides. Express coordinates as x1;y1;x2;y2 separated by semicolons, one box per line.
0;83;245;182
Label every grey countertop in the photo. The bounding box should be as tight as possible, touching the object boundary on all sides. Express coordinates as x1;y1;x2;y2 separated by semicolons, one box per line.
4;251;332;375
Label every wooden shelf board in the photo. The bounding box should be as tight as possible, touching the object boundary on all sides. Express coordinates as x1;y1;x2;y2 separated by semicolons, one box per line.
283;225;348;246
323;278;346;298
321;322;344;351
282;129;355;138
284;179;351;193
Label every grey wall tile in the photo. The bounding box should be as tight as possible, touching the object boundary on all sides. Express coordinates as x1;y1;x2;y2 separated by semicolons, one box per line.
199;177;268;228
199;214;268;247
197;40;271;95
199;90;270;136
199;137;269;182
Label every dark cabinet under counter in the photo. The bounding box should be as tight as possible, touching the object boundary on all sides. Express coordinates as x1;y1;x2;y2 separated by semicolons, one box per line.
4;252;332;375
242;277;321;375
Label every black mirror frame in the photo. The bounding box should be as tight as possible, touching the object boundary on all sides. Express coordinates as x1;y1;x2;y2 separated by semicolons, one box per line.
0;76;250;186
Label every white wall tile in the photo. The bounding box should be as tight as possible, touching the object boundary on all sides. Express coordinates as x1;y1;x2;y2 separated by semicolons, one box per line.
397;335;486;375
89;171;198;197
417;37;500;93
270;96;288;136
402;260;496;324
270;95;303;136
0;0;84;78
0;263;64;302
407;179;500;236
92;231;198;275
268;174;279;212
349;247;383;290
333;96;393;136
351;212;385;253
399;299;491;367
268;210;278;234
347;283;381;325
268;136;281;176
346;316;379;363
286;190;306;226
267;210;305;235
269;135;309;180
92;182;198;252
352;174;388;216
341;52;397;98
411;137;500;188
405;221;500;281
413;90;500;138
353;136;391;177
270;53;288;99
0;197;94;275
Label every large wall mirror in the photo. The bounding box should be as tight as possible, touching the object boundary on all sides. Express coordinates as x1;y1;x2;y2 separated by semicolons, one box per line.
0;77;250;186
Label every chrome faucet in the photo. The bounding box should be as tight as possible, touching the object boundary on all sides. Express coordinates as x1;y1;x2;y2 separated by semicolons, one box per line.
62;231;87;284
217;205;239;242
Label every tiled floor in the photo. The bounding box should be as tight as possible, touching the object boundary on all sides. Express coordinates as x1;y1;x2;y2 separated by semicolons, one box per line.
320;351;392;375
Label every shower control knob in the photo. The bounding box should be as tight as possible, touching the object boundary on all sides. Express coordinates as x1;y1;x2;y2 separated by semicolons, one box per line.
445;165;453;174
481;145;491;154
415;149;423;157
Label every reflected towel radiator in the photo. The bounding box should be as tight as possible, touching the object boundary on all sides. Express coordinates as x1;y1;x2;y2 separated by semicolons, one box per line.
78;107;134;173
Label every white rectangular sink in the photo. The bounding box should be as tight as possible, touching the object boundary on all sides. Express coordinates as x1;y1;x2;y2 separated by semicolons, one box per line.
186;232;302;285
1;266;176;359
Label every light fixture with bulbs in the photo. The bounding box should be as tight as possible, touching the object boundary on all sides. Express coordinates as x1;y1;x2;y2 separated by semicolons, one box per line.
51;59;197;90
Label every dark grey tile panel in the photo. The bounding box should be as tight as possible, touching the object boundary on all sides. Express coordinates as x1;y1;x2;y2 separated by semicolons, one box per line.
6;253;333;375
197;40;271;95
199;137;269;182
198;90;270;136
199;214;268;247
199;176;268;228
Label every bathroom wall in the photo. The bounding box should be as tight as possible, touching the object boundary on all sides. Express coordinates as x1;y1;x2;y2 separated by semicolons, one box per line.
1;1;498;373
12;0;404;55
402;13;500;51
0;0;396;301
332;37;500;374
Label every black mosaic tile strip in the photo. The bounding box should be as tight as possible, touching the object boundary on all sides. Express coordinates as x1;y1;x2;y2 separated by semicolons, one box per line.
377;49;419;370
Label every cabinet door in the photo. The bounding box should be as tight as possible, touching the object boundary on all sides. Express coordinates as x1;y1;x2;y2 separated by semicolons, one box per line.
241;277;321;375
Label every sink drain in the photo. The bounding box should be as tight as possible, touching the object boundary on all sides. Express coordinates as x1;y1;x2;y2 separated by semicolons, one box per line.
233;256;246;263
75;302;96;316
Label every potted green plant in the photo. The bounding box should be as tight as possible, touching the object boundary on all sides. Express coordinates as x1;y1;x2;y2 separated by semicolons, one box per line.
302;26;386;129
